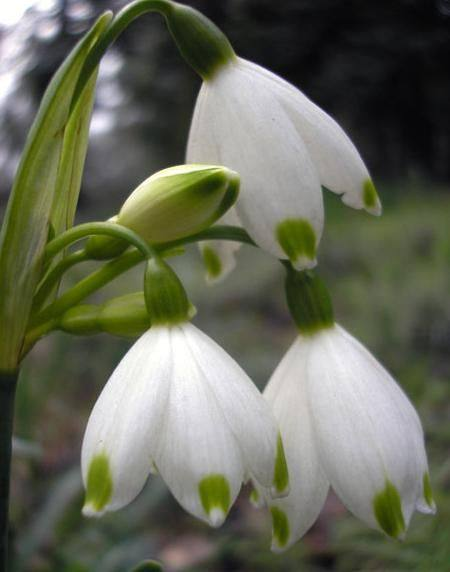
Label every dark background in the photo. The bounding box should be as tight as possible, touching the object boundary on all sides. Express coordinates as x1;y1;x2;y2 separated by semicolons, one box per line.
1;1;449;571
1;0;450;207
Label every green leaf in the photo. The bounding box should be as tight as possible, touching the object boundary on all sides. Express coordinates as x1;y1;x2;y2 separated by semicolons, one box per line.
0;12;112;370
51;69;99;236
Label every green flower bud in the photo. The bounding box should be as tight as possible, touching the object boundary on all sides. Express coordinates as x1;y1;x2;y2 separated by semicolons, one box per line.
117;164;239;245
59;293;151;338
144;258;192;326
285;268;334;335
98;293;151;337
59;304;100;335
162;2;236;80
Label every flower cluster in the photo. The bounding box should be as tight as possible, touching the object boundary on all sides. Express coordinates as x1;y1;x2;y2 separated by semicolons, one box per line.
78;0;434;555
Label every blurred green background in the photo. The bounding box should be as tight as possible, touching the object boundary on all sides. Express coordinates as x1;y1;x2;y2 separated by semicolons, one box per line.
1;1;449;570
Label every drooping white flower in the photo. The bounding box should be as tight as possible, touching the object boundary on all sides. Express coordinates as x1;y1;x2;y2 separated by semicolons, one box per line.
260;324;435;551
187;57;381;279
81;322;288;527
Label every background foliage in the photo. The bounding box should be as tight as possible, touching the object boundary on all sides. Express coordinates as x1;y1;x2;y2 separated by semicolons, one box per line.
1;0;449;570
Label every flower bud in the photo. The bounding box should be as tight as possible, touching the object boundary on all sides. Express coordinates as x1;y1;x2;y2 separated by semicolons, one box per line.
117;164;239;244
59;293;151;337
98;293;151;337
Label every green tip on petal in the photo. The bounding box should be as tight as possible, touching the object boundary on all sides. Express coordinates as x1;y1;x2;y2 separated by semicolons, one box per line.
363;179;382;215
83;453;113;516
423;472;434;509
373;480;405;539
270;506;290;551
198;474;231;527
272;434;289;497
249;488;261;507
202;245;222;279
276;218;317;268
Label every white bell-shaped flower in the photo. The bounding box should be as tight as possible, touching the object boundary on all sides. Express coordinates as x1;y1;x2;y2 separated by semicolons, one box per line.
81;323;288;527
261;324;434;551
187;57;381;279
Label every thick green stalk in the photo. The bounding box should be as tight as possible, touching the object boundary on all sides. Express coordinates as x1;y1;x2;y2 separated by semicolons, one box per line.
0;371;18;571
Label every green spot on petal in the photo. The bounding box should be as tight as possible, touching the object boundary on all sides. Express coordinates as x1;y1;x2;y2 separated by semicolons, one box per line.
270;506;290;549
273;434;289;495
198;474;230;517
276;219;316;265
423;472;434;508
249;488;260;505
373;480;405;539
84;453;113;513
202;245;222;279
363;179;379;210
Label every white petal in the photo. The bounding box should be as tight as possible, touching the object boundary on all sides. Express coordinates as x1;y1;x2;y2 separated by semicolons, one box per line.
306;325;430;537
239;58;381;216
81;328;171;516
187;59;324;269
180;323;281;492
199;207;242;283
152;324;245;526
264;338;329;551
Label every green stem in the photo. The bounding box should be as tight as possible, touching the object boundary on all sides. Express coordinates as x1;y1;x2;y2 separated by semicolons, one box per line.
0;370;18;572
71;0;172;110
161;225;255;251
33;250;89;311
27;249;143;332
25;225;255;351
44;221;154;262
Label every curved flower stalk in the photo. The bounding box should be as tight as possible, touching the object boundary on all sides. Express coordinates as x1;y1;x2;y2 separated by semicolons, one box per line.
81;261;288;527
188;57;381;279
258;272;435;551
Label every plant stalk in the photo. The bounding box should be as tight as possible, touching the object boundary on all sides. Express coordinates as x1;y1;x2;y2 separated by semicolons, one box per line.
0;370;18;572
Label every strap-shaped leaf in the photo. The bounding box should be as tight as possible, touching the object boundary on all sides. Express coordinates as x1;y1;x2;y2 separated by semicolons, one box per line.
0;12;112;371
51;69;99;236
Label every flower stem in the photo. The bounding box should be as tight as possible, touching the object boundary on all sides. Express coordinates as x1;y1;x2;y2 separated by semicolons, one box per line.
24;225;255;352
71;0;172;110
44;221;155;263
0;370;18;571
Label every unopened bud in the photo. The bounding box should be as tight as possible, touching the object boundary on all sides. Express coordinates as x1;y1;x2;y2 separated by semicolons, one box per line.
118;164;239;244
59;293;151;337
